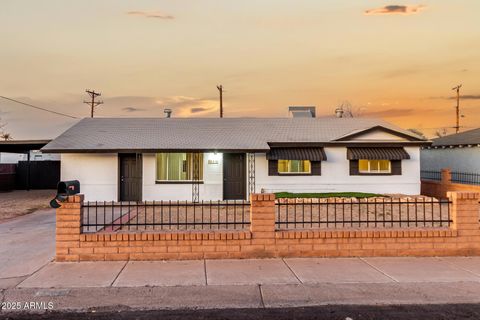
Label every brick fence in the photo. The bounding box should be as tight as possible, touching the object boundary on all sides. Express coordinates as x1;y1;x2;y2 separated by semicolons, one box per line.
56;192;480;262
422;168;480;199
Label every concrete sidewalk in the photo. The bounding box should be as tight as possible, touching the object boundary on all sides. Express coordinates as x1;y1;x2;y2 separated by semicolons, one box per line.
1;257;480;312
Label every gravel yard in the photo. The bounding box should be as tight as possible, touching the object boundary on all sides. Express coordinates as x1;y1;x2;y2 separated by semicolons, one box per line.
0;190;55;221
275;196;451;229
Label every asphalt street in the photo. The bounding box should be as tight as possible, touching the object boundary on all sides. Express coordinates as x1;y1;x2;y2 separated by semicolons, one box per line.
2;304;480;320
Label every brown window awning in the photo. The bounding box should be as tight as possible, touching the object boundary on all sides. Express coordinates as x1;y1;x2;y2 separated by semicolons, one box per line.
266;148;327;161
347;147;410;160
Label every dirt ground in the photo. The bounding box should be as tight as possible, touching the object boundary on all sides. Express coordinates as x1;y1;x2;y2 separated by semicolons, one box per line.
0;190;55;221
275;196;451;229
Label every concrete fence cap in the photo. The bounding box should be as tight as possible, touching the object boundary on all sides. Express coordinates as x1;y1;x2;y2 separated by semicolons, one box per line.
447;191;479;200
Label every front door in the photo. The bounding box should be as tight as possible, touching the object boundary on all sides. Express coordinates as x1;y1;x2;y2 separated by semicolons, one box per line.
223;153;246;200
119;153;142;201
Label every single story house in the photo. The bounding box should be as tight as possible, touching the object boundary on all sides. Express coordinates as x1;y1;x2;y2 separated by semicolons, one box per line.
421;128;480;173
42;117;429;201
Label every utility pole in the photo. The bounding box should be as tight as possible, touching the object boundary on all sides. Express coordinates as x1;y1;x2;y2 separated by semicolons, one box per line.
83;89;103;118
452;84;462;133
217;85;223;118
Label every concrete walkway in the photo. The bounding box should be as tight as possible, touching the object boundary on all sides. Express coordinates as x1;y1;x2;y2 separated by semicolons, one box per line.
2;257;480;312
0;209;55;286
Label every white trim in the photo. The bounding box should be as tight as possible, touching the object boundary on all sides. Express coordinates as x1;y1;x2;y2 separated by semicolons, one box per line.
358;159;392;174
277;159;312;174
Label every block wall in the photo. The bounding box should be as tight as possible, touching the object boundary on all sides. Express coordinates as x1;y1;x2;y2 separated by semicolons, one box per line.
56;193;480;261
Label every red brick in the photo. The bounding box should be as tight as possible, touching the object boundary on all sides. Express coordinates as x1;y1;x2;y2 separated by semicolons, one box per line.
79;253;105;261
94;247;119;254
105;253;130;261
56;255;79;262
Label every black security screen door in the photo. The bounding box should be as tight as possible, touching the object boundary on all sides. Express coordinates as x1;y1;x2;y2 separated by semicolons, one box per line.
119;153;142;201
223;153;246;200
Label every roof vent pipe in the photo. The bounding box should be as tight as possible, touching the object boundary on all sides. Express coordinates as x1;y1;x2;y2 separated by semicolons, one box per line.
335;108;344;118
164;108;172;118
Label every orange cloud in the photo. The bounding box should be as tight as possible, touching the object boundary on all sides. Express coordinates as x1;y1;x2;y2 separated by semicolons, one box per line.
103;95;217;117
127;11;174;20
364;5;426;15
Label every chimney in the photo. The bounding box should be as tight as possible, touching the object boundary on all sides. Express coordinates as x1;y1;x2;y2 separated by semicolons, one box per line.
335;108;344;118
164;108;172;118
288;106;316;118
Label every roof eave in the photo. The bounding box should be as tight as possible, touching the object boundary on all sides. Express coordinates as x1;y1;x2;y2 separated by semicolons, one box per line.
42;141;431;153
333;125;427;142
40;148;271;154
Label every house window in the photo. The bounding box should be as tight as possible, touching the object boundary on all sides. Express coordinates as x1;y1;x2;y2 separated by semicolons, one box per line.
278;160;311;174
358;159;391;174
156;153;203;181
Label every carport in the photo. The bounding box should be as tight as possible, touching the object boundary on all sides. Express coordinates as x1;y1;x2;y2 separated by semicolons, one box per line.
0;140;57;190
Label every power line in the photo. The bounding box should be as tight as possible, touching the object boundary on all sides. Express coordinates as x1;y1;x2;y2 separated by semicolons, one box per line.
84;89;103;118
0;95;79;119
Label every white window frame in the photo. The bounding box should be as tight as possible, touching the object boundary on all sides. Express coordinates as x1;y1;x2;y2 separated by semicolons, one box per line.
358;159;391;174
277;159;312;174
156;153;204;182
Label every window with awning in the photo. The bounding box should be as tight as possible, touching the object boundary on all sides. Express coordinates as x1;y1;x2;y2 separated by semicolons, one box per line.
347;147;409;175
266;148;326;176
346;147;410;160
266;148;327;161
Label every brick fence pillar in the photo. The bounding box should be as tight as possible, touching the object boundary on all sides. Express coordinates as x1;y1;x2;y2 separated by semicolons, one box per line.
448;191;479;233
441;168;452;184
437;168;452;198
56;194;84;262
250;194;276;241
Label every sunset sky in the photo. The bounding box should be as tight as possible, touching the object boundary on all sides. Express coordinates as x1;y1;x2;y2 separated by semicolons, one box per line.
1;0;479;139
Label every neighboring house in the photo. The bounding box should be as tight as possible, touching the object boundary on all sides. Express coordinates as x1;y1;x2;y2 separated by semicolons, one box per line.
0;150;60;164
0;139;59;164
421;128;480;173
41;117;428;201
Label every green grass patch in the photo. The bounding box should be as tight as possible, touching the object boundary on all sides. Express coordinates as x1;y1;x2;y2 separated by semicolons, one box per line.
274;192;385;199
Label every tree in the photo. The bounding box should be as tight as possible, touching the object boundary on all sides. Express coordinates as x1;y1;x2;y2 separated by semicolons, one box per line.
1;132;12;141
334;100;366;118
0;117;12;140
435;128;448;138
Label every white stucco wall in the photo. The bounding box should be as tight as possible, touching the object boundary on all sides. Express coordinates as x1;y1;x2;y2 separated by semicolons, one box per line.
61;153;118;201
350;129;406;141
61;145;421;201
420;147;480;173
143;152;223;201
256;147;421;195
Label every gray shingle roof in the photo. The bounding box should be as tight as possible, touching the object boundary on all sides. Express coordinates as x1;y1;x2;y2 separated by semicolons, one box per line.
42;117;426;152
432;128;480;147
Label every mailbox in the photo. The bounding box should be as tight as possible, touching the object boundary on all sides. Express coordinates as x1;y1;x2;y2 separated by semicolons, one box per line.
50;180;80;208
